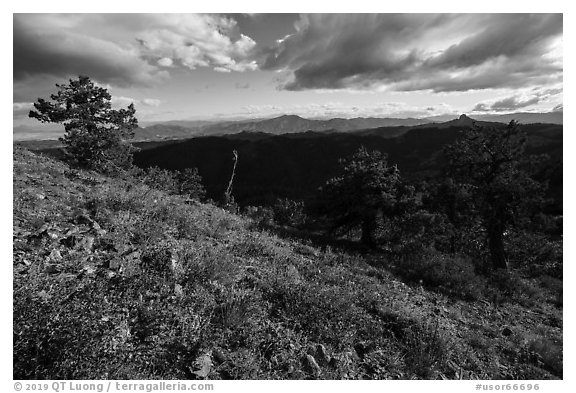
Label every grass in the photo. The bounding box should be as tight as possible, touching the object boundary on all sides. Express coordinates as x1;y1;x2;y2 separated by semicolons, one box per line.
13;146;562;380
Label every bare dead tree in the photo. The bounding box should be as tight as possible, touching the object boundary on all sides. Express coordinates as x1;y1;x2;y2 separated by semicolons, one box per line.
223;150;239;208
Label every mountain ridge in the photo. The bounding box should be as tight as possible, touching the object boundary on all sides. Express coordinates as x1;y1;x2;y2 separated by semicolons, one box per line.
14;111;563;143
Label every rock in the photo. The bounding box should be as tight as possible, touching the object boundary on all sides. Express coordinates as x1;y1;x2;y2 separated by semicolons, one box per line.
49;249;62;262
353;342;372;359
108;258;121;270
328;357;339;368
212;348;227;364
191;352;213;378
35;193;46;200
302;354;321;376
77;236;95;252
74;213;94;225
60;227;80;247
285;265;302;284
44;264;61;274
315;344;330;365
501;327;513;337
170;257;185;278
80;264;98;276
36;223;51;235
90;221;107;236
174;284;184;297
37;290;51;301
343;349;360;362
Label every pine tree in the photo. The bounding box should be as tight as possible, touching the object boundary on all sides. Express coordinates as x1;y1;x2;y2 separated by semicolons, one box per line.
445;121;544;269
29;75;138;173
318;147;401;247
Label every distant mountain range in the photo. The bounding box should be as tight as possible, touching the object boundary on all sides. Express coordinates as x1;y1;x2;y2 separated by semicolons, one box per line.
13;111;563;142
426;111;563;124
132;114;430;141
132;112;564;141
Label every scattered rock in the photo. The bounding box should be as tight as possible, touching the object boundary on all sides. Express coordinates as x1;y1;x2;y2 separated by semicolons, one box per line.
80;264;98;277
44;264;62;274
37;290;51;301
285;265;302;284
212;348;227;364
48;249;62;262
353;342;372;359
108;258;121;271
77;236;95;252
90;221;106;236
174;284;184;297
190;352;213;378
328;357;339;368
501;327;513;337
302;354;321;376
170;257;185;278
74;213;95;226
315;344;331;365
343;349;360;362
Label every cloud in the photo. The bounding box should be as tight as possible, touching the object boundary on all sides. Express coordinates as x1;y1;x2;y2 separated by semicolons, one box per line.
13;14;169;87
136;14;258;73
13;14;258;88
473;96;540;112
261;14;562;93
111;96;164;109
472;87;562;112
235;82;251;89
141;98;163;107
157;57;174;67
13;102;33;119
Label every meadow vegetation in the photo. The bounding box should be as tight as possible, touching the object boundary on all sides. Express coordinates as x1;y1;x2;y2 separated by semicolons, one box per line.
13;146;562;380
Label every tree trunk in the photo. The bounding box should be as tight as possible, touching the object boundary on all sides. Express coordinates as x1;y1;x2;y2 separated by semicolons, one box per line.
487;224;507;270
360;216;376;248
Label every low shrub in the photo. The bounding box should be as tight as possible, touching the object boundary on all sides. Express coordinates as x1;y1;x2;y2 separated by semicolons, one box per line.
272;198;306;227
506;231;563;279
395;253;483;301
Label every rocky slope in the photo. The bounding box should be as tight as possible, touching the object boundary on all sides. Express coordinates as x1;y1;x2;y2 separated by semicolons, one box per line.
13;147;562;380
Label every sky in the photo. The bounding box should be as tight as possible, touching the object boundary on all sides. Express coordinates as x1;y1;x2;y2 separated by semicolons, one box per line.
13;13;563;133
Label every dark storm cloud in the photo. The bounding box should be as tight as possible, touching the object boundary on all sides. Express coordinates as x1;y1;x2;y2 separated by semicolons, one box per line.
262;14;563;92
13;15;168;87
425;14;562;69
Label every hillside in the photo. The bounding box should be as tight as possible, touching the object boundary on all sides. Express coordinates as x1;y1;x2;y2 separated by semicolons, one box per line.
13;147;562;380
